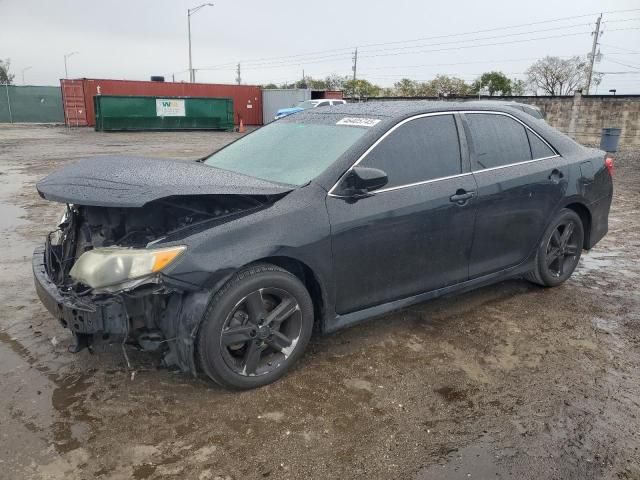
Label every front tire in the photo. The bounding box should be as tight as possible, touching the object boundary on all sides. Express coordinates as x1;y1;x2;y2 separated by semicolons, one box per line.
526;208;584;287
197;263;314;390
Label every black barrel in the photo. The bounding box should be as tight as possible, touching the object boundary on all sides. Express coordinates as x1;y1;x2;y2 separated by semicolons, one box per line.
600;128;621;152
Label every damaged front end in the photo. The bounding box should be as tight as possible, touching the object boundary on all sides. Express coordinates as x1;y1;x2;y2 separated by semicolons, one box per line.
33;194;267;372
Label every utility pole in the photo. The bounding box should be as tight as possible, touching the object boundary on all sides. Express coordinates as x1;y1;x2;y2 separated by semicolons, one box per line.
236;63;241;85
352;48;358;82
586;13;602;95
188;4;214;83
64;51;78;78
21;66;32;85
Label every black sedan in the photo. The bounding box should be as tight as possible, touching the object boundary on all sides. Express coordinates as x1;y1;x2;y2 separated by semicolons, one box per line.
33;101;613;389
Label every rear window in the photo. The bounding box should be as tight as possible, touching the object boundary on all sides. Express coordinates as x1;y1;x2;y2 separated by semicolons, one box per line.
466;113;532;170
527;130;555;159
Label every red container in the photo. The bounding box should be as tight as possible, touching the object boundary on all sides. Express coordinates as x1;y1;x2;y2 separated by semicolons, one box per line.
61;78;263;127
323;90;344;99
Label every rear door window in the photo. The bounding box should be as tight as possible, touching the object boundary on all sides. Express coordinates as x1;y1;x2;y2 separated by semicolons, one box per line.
466;113;532;170
360;114;462;189
527;130;556;159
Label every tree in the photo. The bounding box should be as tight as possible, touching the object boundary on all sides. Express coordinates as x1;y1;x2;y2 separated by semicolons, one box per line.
471;71;513;96
0;59;15;85
511;78;526;96
343;79;381;98
426;75;470;96
525;56;601;95
262;83;279;89
324;74;348;91
393;78;418;96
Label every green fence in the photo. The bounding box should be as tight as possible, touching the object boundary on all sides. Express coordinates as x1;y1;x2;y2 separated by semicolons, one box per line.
0;85;64;123
94;95;234;131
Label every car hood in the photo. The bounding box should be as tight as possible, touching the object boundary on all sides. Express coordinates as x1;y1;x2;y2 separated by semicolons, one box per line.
36;155;293;207
276;107;304;116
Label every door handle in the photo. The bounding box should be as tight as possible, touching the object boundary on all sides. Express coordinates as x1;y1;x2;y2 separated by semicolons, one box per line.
548;169;564;183
450;190;476;205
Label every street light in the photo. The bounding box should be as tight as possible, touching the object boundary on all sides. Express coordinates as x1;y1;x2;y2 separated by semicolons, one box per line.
188;3;213;83
64;51;79;78
21;66;32;85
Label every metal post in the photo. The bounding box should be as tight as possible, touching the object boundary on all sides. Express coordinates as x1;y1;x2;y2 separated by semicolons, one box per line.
352;48;358;82
188;4;213;84
64;52;78;79
5;83;13;124
586;13;602;95
21;66;32;85
236;63;241;85
188;12;193;82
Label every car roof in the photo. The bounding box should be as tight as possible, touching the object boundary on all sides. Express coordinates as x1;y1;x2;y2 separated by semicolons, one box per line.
295;100;526;120
467;100;543;113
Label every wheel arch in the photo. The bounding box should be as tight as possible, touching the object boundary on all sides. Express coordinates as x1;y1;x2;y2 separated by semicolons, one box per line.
248;255;328;333
562;201;592;249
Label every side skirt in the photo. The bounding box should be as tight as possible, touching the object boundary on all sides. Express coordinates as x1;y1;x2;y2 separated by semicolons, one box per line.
323;259;534;334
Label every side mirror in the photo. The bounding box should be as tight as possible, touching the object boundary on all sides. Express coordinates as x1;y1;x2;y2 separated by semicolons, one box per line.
338;166;388;197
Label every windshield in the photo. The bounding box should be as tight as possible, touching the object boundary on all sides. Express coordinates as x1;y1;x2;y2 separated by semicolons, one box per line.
204;121;369;186
296;100;317;109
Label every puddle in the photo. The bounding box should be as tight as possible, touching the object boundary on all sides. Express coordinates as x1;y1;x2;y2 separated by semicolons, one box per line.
416;439;514;479
574;250;622;276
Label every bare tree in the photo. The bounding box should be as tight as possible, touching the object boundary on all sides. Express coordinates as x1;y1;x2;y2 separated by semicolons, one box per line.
525;56;601;95
0;58;15;85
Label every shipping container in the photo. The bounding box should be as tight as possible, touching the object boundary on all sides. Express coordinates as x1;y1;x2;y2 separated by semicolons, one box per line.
311;90;344;100
94;95;234;131
262;88;311;124
60;78;263;127
61;80;88;126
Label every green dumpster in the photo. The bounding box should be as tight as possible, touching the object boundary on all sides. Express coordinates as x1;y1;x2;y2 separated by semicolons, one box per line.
94;95;234;131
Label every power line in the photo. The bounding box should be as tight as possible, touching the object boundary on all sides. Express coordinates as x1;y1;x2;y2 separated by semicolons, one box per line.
197;9;640;70
605;58;640;70
199;28;596;73
359;31;594;60
601;43;640;54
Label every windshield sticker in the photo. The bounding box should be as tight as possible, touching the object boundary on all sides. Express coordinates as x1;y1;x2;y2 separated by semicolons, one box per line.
336;117;381;127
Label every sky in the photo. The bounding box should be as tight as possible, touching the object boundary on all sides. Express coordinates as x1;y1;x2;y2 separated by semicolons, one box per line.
2;0;640;94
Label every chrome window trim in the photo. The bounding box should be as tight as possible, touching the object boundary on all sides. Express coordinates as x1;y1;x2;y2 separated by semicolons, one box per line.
327;110;559;198
470;154;559;174
373;172;474;194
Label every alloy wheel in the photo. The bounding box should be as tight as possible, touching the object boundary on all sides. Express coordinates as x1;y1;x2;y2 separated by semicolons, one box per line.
219;288;302;377
545;220;580;277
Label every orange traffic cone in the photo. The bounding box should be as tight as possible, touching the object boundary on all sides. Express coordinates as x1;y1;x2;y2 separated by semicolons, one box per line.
238;118;246;133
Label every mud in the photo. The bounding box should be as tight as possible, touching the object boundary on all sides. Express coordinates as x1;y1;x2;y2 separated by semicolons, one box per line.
1;124;639;479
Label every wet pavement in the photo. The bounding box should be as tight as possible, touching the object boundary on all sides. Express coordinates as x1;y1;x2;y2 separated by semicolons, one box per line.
0;125;639;479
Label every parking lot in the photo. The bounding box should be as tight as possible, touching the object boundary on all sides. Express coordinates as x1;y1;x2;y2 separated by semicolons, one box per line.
1;124;639;479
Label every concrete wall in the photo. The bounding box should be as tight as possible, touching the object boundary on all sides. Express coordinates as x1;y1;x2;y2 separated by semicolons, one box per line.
352;94;640;148
499;94;640;148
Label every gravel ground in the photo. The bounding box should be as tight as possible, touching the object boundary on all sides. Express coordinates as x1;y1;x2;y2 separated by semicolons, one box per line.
0;124;639;480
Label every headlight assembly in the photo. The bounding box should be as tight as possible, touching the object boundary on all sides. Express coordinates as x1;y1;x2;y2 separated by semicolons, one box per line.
69;245;186;290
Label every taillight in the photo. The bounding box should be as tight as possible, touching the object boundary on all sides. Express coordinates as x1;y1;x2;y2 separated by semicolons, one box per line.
605;156;614;176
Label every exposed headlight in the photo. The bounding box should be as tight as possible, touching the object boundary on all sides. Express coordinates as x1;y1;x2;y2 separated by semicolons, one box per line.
69;245;186;290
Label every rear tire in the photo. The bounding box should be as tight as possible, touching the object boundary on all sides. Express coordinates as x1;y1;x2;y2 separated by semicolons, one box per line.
197;263;314;390
526;208;584;287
